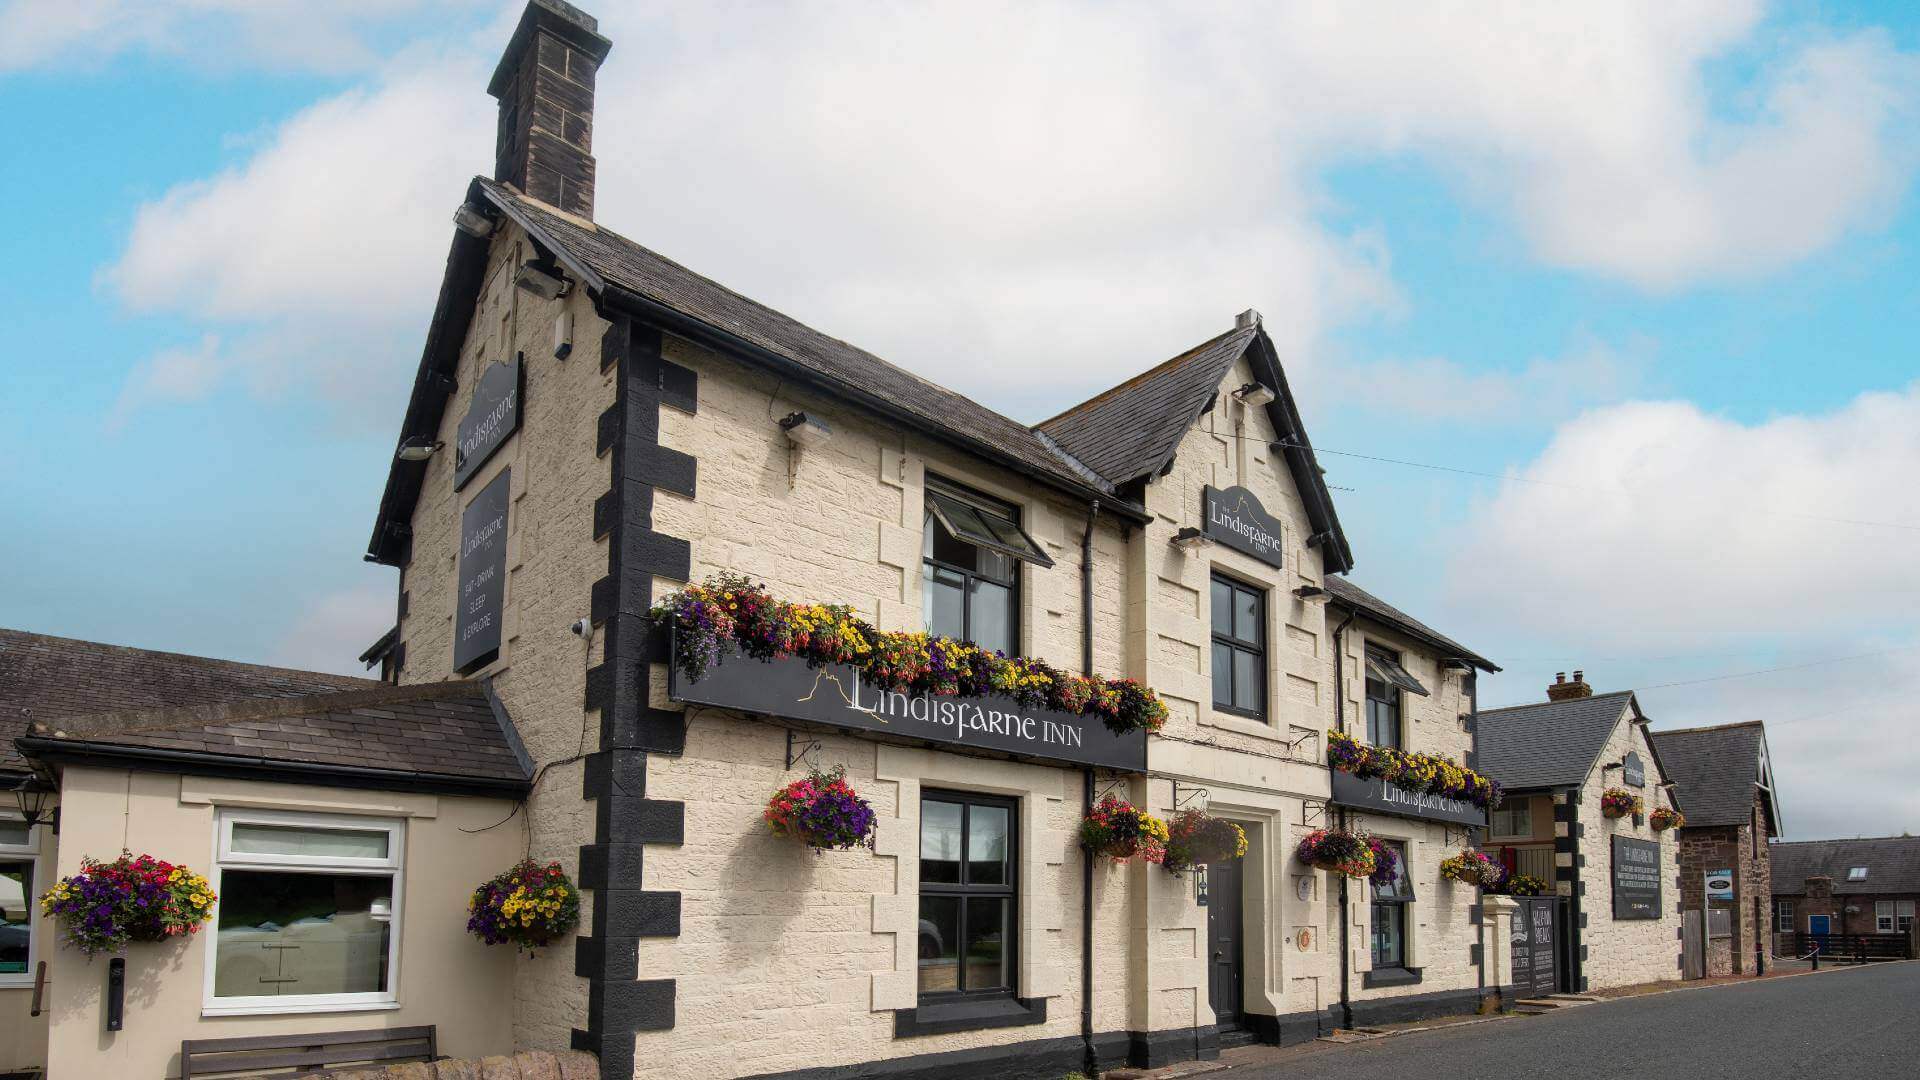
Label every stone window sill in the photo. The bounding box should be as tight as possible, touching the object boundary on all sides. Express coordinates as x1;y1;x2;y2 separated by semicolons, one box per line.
894;995;1046;1038
1362;966;1423;989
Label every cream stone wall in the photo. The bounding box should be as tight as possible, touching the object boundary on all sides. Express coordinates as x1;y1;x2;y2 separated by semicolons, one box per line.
40;768;522;1079
1571;714;1683;989
394;220;617;1051
0;812;55;1073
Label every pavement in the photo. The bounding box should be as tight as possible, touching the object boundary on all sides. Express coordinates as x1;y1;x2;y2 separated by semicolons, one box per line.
1194;961;1920;1080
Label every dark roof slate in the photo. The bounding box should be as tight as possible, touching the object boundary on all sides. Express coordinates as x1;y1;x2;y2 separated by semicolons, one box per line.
1323;577;1499;672
0;629;374;774
1475;690;1636;791
1035;327;1254;485
20;680;529;790
1772;837;1920;895
1649;722;1772;829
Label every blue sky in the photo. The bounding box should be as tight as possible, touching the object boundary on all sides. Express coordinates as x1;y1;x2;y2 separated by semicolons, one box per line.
2;1;1917;840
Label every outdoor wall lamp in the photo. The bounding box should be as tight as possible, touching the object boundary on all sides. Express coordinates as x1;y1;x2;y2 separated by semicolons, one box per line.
1233;382;1276;407
395;436;443;462
452;203;496;239
779;412;832;448
1292;585;1331;603
514;261;570;301
1171;526;1212;552
10;780;53;829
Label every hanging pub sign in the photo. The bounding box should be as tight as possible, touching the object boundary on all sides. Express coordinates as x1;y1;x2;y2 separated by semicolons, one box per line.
1330;768;1488;828
454;468;510;672
1622;750;1646;788
1202;485;1285;568
1611;835;1662;920
454;353;522;490
666;640;1148;772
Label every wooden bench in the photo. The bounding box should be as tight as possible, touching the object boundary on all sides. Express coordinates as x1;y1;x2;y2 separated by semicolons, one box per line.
180;1026;437;1079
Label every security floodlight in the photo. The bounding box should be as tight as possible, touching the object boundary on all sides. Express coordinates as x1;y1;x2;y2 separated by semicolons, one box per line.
779;411;832;448
1234;382;1276;407
1171;526;1212;552
452;203;496;239
514;263;570;301
395;436;442;462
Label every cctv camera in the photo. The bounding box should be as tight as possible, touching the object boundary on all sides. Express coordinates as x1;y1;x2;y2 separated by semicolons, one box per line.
569;618;593;638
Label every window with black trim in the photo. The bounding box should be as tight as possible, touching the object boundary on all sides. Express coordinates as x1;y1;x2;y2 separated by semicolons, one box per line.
918;791;1017;999
1371;839;1411;970
1365;648;1406;749
923;480;1047;656
1210;574;1266;720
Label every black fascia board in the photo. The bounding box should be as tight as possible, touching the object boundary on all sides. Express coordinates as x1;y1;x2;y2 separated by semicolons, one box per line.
1248;331;1353;574
1330;598;1502;674
16;737;532;801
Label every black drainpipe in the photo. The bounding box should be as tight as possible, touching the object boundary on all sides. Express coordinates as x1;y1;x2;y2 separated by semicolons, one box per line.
1080;501;1101;1077
1329;602;1359;1031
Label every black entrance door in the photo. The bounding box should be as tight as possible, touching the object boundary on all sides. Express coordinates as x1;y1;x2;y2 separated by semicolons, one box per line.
1510;897;1564;996
1206;859;1244;1027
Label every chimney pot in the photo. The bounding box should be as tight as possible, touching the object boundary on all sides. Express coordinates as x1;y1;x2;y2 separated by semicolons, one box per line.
488;1;613;220
1547;669;1593;702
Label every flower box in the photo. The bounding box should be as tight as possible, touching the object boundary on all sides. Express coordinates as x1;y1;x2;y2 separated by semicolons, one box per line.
1325;729;1500;811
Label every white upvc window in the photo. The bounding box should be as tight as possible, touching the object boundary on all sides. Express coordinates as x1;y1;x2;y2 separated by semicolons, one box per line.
0;813;41;989
1874;900;1915;934
1489;804;1532;841
204;809;405;1016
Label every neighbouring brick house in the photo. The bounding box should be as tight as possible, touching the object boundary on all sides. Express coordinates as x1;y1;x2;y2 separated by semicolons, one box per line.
1476;673;1685;992
1771;837;1920;947
1648;721;1781;977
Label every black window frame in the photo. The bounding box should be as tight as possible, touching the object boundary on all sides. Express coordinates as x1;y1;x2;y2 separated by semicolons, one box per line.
922;479;1029;656
918;789;1019;1003
1209;573;1268;721
1365;646;1404;750
1368;839;1414;977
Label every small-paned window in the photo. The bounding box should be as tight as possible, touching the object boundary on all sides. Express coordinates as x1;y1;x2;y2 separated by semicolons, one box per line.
1491;805;1533;841
207;811;404;1014
1370;840;1411;969
1775;899;1794;933
1875;901;1915;934
1210;574;1267;720
923;481;1044;656
1847;866;1869;882
919;791;1017;999
0;815;39;986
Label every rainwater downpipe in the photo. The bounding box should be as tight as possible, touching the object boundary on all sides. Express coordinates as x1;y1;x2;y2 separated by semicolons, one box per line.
1329;602;1358;1031
1080;500;1101;1077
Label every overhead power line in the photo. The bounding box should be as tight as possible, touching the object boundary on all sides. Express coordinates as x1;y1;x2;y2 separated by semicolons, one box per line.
1635;645;1920;692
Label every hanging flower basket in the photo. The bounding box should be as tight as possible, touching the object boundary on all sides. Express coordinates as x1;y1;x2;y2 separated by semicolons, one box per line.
1079;795;1168;863
1365;836;1400;888
1325;729;1501;810
39;852;216;957
1439;849;1505;887
1649;807;1685;831
1600;788;1643;819
1162;809;1248;874
765;765;878;851
467;860;581;952
651;573;1171;736
1296;828;1376;879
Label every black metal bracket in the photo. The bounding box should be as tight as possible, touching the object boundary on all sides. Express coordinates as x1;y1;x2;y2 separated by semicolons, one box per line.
1443;823;1480;847
1173;782;1210;809
785;729;820;771
1094;777;1129;804
1302;799;1328;827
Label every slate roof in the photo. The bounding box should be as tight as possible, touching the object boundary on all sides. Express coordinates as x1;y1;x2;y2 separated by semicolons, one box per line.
1035;327;1255;484
1475;690;1637;791
1649;722;1777;830
0;628;374;774
1323;576;1499;672
18;680;531;795
1772;837;1920;896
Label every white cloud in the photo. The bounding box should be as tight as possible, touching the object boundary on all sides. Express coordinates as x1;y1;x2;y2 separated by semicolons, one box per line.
269;582;394;676
1321;337;1650;426
105;333;224;431
99;3;1920;421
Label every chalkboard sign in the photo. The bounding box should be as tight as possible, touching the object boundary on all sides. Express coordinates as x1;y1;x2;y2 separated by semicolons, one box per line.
1622;750;1645;788
1510;896;1560;997
1611;835;1662;920
454;354;521;490
1202;485;1285;568
454;468;510;672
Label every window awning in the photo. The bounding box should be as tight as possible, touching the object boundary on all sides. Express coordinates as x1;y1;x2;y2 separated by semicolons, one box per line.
1367;652;1430;698
926;489;1054;568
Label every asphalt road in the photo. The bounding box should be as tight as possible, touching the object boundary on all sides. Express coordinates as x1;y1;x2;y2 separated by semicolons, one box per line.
1231;963;1920;1080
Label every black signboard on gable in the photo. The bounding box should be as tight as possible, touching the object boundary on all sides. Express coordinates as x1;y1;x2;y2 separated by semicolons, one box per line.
1611;835;1662;920
454;354;522;490
454;468;510;673
667;640;1147;772
1622;750;1646;788
1202;485;1285;568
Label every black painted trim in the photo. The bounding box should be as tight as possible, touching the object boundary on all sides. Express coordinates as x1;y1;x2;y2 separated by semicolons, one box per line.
1347;986;1488;1028
15;737;530;800
892;996;1044;1038
1242;1008;1332;1047
1361;965;1423;989
1129;1027;1219;1069
743;1032;1125;1080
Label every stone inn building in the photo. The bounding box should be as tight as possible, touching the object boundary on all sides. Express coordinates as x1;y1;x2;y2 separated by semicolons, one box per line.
0;4;1575;1078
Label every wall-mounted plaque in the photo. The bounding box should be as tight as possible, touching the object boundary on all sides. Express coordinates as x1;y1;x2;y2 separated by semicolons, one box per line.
1622;750;1646;788
454;468;510;672
667;639;1147;772
1202;485;1285;568
454;353;522;490
1330;767;1488;828
1612;835;1662;920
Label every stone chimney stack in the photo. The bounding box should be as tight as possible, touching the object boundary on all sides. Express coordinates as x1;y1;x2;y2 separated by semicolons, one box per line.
1546;669;1593;702
488;1;612;219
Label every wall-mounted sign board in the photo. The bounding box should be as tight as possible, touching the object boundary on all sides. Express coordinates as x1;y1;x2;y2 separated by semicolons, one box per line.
454;467;510;673
1622;750;1646;789
1330;768;1488;828
1202;485;1285;568
454;354;522;490
1612;835;1662;920
667;639;1148;772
